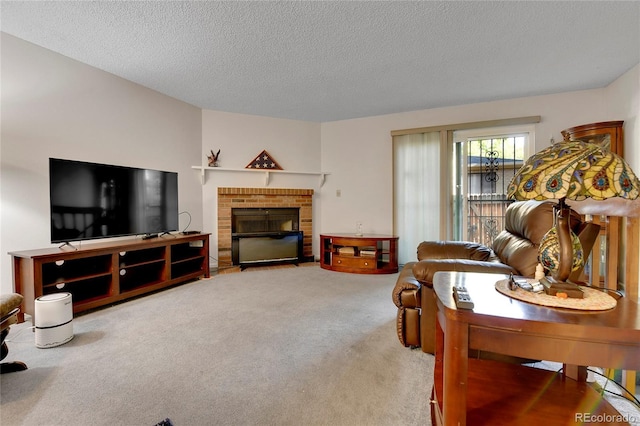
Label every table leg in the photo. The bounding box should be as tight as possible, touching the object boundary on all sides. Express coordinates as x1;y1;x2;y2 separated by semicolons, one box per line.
443;315;469;426
563;364;587;382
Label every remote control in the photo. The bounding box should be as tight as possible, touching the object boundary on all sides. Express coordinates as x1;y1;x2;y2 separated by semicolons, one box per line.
516;280;533;291
452;285;474;310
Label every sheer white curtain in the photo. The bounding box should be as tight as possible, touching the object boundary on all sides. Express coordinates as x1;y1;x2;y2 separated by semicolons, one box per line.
393;132;441;265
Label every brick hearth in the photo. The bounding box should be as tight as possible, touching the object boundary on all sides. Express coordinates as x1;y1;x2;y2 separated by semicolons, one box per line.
217;187;314;267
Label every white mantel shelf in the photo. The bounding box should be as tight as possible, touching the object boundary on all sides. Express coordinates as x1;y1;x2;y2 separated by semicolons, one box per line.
192;166;330;186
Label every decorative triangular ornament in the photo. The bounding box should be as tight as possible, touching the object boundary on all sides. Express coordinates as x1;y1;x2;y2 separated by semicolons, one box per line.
245;150;283;170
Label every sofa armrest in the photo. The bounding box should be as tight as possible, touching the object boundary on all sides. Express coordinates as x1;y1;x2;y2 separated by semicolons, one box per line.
1;293;23;319
417;241;496;262
412;259;518;286
392;262;421;308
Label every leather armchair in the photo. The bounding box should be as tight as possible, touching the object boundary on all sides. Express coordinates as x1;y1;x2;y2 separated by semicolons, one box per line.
392;200;601;354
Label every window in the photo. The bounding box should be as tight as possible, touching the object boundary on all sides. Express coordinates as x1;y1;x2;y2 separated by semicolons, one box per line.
392;117;539;265
452;129;532;246
393;132;441;265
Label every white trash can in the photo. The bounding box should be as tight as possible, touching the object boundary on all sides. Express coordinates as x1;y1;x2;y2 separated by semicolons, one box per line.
35;293;74;348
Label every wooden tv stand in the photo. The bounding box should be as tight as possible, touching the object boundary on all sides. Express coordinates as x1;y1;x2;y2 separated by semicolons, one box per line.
9;233;210;324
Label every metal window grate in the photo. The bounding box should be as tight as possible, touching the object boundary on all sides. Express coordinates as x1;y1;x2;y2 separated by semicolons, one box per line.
465;137;523;246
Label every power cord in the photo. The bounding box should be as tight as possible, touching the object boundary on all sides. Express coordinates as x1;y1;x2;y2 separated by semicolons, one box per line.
588;367;640;408
208;255;237;273
179;211;192;233
5;325;35;342
526;362;639;410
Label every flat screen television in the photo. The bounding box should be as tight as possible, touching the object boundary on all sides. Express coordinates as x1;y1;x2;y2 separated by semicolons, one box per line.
49;158;179;243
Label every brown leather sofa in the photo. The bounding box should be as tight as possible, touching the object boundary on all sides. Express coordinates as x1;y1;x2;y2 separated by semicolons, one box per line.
392;200;601;354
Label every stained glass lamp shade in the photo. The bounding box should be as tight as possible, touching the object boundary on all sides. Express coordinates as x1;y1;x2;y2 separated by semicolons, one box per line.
507;140;640;297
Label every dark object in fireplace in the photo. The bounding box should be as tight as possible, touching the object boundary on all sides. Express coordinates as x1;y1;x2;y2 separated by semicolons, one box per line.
231;208;303;269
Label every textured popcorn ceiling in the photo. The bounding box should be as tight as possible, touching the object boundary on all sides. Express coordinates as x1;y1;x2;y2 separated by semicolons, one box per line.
1;1;638;122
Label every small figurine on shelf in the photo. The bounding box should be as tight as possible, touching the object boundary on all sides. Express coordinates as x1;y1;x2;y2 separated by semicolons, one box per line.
207;149;221;167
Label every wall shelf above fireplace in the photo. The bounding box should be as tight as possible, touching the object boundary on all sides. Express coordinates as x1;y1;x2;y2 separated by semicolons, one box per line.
192;166;329;187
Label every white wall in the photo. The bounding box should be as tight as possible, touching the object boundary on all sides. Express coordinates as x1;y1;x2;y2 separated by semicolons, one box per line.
0;34;203;293
606;64;639;171
319;89;610;239
2;30;638;294
604;64;640;286
200;110;321;266
319;64;639;287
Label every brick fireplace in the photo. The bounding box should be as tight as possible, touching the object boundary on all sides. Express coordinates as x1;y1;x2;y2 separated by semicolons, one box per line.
217;187;314;267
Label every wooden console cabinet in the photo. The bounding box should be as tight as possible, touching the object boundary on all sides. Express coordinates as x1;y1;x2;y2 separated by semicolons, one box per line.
561;120;623;155
320;234;398;274
9;233;210;323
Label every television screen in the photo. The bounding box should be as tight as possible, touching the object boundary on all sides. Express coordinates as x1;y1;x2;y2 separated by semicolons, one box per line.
49;158;179;243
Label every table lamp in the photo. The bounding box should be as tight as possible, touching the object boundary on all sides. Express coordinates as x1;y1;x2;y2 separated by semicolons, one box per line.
507;139;640;298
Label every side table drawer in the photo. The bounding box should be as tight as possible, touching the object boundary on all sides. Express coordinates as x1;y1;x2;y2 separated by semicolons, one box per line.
334;255;377;269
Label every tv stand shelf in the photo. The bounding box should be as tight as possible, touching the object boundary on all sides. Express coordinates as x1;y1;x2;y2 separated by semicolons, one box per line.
9;233;210;323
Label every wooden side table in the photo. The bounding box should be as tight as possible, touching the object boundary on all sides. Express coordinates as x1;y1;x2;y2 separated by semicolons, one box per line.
432;271;640;426
320;234;398;274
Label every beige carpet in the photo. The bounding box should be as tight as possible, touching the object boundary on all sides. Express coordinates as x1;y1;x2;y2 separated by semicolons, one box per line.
1;265;435;426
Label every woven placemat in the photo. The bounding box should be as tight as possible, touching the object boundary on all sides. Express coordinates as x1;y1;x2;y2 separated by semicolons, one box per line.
495;279;617;311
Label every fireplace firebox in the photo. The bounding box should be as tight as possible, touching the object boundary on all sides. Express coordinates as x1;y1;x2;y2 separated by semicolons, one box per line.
231;208;303;269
